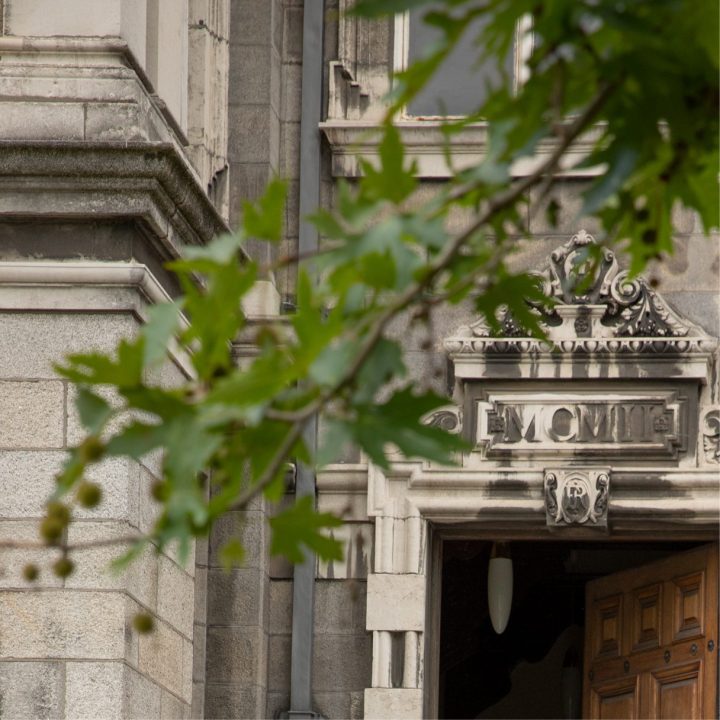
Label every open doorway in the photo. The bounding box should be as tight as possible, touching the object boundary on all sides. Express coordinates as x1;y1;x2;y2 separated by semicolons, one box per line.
437;540;706;719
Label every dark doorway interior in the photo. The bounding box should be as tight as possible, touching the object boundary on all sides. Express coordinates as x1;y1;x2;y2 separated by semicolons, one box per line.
437;539;702;719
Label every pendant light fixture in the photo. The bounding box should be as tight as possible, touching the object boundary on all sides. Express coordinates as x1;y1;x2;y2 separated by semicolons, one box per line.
487;542;513;634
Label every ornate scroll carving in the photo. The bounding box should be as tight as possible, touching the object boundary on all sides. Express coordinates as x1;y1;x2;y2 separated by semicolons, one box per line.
424;407;462;434
445;230;711;354
701;408;720;464
544;468;610;529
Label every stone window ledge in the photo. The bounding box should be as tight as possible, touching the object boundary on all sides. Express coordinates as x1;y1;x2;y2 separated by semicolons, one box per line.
321;119;606;180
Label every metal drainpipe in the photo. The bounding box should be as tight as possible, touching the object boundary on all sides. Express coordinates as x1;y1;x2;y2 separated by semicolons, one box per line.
284;1;325;718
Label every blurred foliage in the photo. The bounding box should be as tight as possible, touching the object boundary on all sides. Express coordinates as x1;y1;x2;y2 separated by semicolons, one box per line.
35;0;717;590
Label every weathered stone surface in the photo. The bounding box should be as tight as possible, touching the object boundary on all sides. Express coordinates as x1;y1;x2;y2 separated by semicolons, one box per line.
182;635;194;703
314;691;352;720
314;580;359;633
0;590;126;658
311;634;373;693
267;633;291;692
204;684;266;720
209;510;266;569
664;291;720;336
0;661;63;720
0;312;137;380
268;579;292;634
160;687;191;720
0;101;84;141
79;456;141;523
193;565;208;627
207;567;265;626
265;691;290;720
0;381;64;449
364;688;423;719
138;616;186;699
64;661;125;720
65;521;159;611
229;44;272;106
230;0;272;47
366;574;426;632
205;626;267;685
4;0;122;36
123;664;163;719
0;451;63;517
0;520;63;589
157;554;195;638
227;105;272;163
192;621;207;683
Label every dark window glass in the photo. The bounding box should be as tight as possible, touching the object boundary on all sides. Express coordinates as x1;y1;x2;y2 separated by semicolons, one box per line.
406;5;514;117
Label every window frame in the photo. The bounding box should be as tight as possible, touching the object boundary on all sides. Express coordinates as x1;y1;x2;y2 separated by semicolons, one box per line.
392;9;534;120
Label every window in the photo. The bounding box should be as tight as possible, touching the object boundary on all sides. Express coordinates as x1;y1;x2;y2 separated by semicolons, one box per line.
394;6;533;117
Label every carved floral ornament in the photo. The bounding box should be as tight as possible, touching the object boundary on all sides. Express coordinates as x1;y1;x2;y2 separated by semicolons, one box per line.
444;230;715;356
701;407;720;464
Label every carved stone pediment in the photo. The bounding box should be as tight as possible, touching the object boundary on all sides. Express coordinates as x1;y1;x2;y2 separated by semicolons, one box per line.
444;231;715;359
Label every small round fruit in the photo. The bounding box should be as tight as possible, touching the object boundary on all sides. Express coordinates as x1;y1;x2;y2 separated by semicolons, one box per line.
77;481;102;508
53;557;75;578
23;563;39;582
40;517;64;544
132;613;155;634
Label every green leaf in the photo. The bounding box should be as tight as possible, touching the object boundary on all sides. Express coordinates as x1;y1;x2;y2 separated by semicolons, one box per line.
340;387;468;469
142;300;183;368
269;495;343;564
354;338;405;403
242;178;287;243
219;538;245;571
360;124;417;204
75;387;114;434
105;421;165;458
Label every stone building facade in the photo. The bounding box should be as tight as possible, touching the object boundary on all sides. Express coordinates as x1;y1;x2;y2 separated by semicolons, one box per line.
0;2;717;719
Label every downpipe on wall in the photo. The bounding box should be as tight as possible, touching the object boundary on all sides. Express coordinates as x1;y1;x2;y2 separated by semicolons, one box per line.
282;1;325;718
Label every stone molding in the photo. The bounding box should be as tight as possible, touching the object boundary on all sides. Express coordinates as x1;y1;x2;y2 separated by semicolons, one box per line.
320;120;607;178
0;259;194;378
0;35;189;145
0;141;230;257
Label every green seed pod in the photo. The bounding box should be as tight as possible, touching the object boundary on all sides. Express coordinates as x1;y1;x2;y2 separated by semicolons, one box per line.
53;557;75;578
23;563;39;582
46;501;70;525
81;437;105;461
150;480;169;502
132;613;155;634
40;516;64;544
77;481;102;508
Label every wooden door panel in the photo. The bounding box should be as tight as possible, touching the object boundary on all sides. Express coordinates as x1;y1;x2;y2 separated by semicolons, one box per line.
583;544;718;720
590;593;624;661
673;571;705;642
632;583;662;652
590;677;639;720
648;662;701;720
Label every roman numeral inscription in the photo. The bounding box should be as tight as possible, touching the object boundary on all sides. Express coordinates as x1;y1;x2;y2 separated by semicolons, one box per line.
476;389;686;459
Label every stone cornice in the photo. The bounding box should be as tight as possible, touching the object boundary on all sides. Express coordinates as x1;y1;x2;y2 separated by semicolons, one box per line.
0;259;194;377
0;141;233;259
320;119;606;178
0;35;188;145
443;231;717;381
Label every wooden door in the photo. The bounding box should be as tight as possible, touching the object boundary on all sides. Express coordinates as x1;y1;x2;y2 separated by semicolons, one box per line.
583;544;718;719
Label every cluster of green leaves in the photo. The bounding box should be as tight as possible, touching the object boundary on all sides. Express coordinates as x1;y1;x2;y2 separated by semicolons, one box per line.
33;0;718;588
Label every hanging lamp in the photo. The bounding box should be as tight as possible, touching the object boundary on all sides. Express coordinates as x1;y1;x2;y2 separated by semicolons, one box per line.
487;542;513;634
